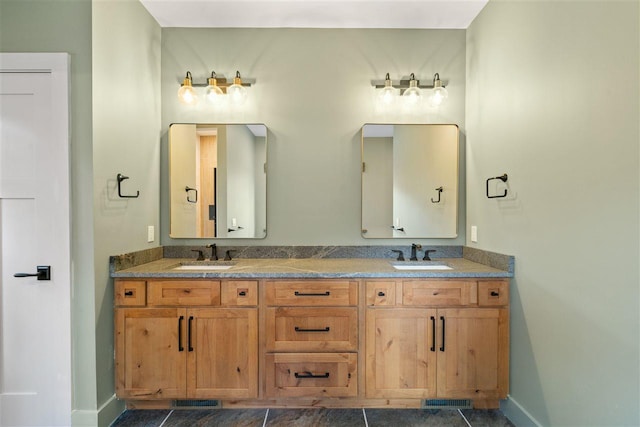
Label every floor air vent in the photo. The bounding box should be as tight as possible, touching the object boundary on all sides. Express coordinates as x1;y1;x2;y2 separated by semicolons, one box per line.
421;399;472;410
173;399;220;409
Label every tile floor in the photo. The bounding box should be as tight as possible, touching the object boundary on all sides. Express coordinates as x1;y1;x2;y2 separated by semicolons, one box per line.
110;408;516;426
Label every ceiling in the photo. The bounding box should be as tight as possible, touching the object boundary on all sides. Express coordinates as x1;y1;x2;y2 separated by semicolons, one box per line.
140;0;489;29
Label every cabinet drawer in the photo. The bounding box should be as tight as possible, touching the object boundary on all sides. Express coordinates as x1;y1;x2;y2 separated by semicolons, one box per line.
147;281;220;306
115;280;146;306
366;281;398;306
478;281;509;306
266;307;358;351
265;353;357;397
265;281;357;306
403;280;477;306
221;281;258;306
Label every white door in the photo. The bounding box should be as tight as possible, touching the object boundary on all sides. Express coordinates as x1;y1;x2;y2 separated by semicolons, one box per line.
0;53;71;426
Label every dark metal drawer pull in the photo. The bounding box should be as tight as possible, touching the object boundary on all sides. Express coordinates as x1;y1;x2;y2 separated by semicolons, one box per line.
294;291;330;296
124;290;134;296
430;316;436;352
377;291;385;297
490;291;500;297
294;326;330;333
294;372;330;379
178;316;184;352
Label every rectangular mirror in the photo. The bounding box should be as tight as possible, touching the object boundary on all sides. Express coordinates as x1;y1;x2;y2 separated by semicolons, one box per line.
361;124;458;238
169;123;267;238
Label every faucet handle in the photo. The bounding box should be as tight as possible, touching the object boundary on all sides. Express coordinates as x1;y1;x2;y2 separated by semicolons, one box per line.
391;250;405;261
423;249;436;261
191;249;205;261
224;250;236;261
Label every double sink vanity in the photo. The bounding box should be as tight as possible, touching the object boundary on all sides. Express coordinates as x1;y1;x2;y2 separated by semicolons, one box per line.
111;246;513;410
113;123;512;409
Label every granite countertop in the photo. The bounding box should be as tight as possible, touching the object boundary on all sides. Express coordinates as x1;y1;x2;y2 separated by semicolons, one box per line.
111;257;512;279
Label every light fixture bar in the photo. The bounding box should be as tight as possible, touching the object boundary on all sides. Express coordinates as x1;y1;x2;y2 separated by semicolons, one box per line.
178;73;254;91
371;74;446;90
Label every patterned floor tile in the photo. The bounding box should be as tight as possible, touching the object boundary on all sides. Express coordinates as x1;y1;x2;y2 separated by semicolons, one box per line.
265;408;366;426
365;409;468;427
162;409;267;427
110;409;171;427
460;409;516;427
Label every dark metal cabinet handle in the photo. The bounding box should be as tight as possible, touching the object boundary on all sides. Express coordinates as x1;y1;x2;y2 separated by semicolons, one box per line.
294;372;330;379
295;326;330;333
188;316;194;352
490;291;500;297
294;291;330;297
430;316;436;352
238;290;247;296
178;316;184;352
440;316;445;352
377;291;385;297
124;290;134;296
14;265;51;281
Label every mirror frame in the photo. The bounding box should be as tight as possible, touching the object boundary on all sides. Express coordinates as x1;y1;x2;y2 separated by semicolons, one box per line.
360;123;459;239
169;123;268;239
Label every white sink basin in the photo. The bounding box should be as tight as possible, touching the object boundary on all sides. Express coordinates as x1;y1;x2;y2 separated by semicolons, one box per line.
173;264;235;271
391;263;452;271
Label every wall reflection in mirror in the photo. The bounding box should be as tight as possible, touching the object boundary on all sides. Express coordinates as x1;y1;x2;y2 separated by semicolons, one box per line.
361;124;458;238
169;123;267;238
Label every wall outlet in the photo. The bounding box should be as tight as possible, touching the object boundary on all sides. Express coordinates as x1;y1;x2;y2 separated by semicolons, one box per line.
471;225;478;243
147;225;154;243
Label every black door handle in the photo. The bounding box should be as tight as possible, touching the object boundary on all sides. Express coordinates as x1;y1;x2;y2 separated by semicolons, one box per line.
188;316;194;352
430;316;436;352
14;265;51;281
178;316;184;352
440;316;446;352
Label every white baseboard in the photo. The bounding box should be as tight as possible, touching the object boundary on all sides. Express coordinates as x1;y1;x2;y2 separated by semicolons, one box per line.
71;395;124;427
501;395;543;427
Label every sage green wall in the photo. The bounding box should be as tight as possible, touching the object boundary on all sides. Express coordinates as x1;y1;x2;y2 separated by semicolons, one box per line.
466;2;639;426
0;0;98;422
160;28;467;246
92;0;161;425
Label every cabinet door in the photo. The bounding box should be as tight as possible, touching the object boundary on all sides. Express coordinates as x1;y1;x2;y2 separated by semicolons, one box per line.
436;308;509;399
115;308;187;399
365;308;437;398
187;308;258;399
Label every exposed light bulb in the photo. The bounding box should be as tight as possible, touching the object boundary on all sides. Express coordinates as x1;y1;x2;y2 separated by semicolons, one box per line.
177;71;198;105
205;71;224;104
402;73;422;106
227;71;247;106
429;73;448;107
378;73;397;106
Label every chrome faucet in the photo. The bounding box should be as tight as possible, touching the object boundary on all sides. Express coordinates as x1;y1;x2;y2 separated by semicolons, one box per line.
410;243;422;261
206;243;218;261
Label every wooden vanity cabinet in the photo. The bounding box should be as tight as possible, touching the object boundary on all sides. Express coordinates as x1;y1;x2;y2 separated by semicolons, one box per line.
365;279;509;402
115;279;258;400
264;280;359;398
114;276;509;408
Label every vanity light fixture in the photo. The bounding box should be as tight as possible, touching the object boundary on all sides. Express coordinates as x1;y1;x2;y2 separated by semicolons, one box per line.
177;71;198;105
372;72;448;107
205;71;224;104
402;73;422;105
377;73;398;106
226;71;248;106
429;73;448;107
177;70;253;107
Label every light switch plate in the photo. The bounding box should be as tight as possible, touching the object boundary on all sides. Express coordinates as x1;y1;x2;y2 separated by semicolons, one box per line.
147;225;154;243
471;225;478;243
